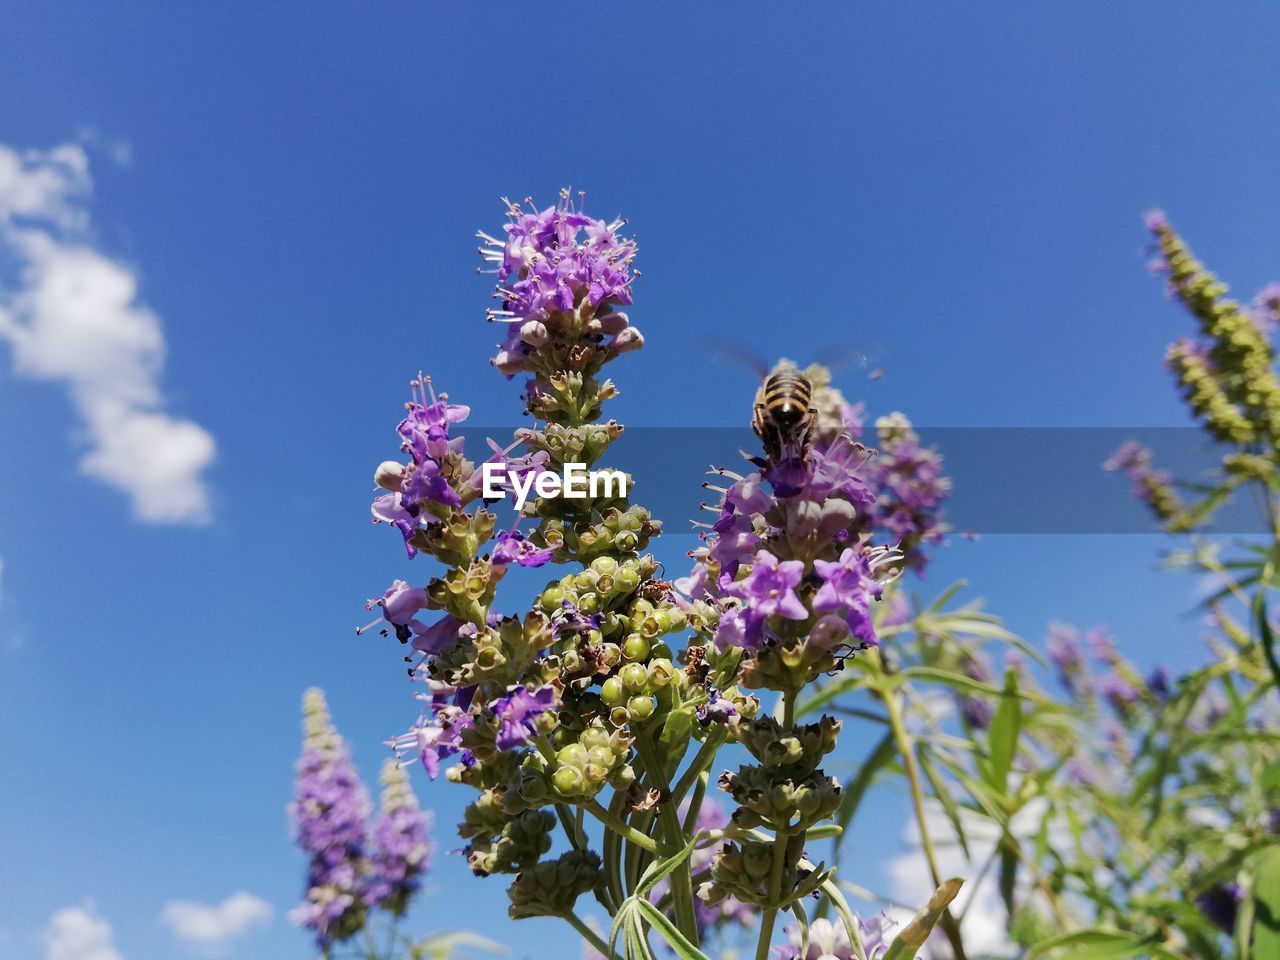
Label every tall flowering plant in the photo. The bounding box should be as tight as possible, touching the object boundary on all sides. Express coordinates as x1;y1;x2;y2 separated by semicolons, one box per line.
360;192;960;960
290;689;498;959
799;217;1280;960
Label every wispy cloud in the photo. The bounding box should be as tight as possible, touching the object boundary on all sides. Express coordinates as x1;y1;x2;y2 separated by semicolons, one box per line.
882;799;1062;958
160;892;272;950
42;903;123;960
0;142;215;523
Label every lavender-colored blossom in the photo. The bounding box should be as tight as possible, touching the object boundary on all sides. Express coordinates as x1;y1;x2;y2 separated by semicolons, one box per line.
409;613;463;658
365;760;432;916
697;688;739;727
392;705;475;780
1196;882;1243;933
477;192;638;374
490;684;557;750
1146;665;1173;701
715;551;807;649
731;550;807;620
865;415;951;572
1047;622;1086;694
289;689;372;948
1067;756;1102;789
552;598;603;636
1100;672;1140;716
1087;627;1119;664
357;580;432;642
492;529;555;568
773;915;889;960
372;377;472;555
813;547;882;647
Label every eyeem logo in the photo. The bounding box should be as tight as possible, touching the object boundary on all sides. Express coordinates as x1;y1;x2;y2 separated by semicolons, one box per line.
481;462;627;511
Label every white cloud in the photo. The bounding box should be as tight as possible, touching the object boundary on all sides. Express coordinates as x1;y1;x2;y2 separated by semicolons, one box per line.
160;892;272;950
0;142;215;523
883;799;1065;958
42;903;123;960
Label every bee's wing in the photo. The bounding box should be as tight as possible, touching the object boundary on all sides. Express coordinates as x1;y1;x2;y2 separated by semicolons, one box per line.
698;338;771;378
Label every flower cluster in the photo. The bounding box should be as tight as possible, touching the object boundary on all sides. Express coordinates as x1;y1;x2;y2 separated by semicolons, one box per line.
774;915;891;960
289;690;432;950
1114;214;1280;529
354;199;916;957
479;190;641;381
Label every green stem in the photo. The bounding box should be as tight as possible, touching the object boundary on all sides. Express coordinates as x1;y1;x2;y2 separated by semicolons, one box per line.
636;732;701;947
584;799;661;854
564;910;620;960
882;679;970;960
671;731;725;807
755;687;799;960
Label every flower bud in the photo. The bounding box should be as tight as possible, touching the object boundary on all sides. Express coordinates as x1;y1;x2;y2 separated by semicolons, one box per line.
519;320;550;348
374;460;405;491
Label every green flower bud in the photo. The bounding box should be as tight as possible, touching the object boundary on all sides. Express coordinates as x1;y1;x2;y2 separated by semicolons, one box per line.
647;657;677;688
620;662;649;692
622;635;651;662
601;676;626;707
628;695;656;721
552;765;585;796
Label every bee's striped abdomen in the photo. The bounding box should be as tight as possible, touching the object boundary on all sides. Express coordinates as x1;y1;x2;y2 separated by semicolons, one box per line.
762;372;812;427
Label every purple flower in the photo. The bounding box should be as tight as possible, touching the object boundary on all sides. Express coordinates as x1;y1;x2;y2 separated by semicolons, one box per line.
365;760;432;916
391;706;475;780
372;377;473;555
357;581;431;641
289;690;372;948
1146;665;1173;700
1196;882;1242;933
492;529;555;568
477;192;639;374
552;599;603;636
1100;672;1140;716
490;685;557;750
730;550;807;620
1087;627;1119;664
813;547;881;647
803;435;878;505
773;915;888;960
697;689;739;726
714;551;807;650
864;416;950;572
708;513;763;577
407;614;462;659
1067;756;1102;788
1047;622;1086;694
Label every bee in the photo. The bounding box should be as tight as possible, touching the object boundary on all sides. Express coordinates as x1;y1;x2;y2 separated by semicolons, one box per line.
752;368;816;463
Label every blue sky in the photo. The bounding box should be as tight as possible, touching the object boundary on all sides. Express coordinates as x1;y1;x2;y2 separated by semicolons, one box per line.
2;3;1279;959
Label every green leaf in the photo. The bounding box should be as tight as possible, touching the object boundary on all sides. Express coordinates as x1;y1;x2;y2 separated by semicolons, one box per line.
1253;847;1280;958
789;897;811;960
657;707;696;777
820;877;871;960
635;835;698;899
899;666;1011;698
1025;929;1183;960
985;669;1022;793
634;899;712;960
882;878;963;960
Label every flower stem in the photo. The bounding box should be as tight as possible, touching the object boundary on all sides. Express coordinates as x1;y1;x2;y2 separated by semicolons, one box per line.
635;731;701;947
755;687;798;960
882;678;969;960
584;799;661;854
